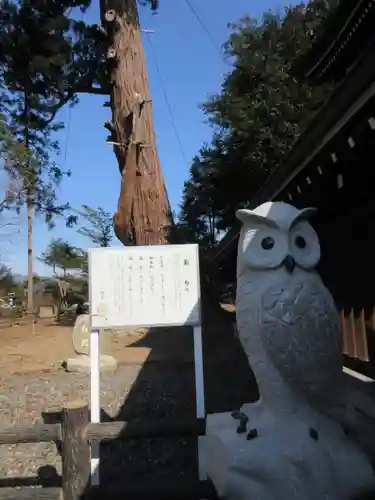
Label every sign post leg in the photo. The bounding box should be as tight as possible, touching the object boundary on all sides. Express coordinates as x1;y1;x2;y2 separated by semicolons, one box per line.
193;325;206;479
90;328;100;486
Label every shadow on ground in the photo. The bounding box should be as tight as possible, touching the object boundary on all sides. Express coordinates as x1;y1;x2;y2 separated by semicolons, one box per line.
17;287;255;498
0;466;60;488
79;286;258;496
3;290;375;499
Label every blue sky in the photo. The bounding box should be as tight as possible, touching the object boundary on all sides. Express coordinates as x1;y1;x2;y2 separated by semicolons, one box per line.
3;0;298;276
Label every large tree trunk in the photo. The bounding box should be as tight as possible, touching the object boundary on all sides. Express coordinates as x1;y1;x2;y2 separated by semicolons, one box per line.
101;0;173;246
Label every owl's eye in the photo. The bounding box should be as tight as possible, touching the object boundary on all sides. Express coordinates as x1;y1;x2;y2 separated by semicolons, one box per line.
261;236;275;250
295;235;307;249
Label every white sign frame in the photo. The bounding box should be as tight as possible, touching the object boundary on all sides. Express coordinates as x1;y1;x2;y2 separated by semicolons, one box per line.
88;244;205;486
88;245;201;329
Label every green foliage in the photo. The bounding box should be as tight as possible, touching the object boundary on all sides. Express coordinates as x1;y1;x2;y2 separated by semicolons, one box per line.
0;264;14;293
0;113;28;210
0;0;108;311
21;275;42;287
77;205;114;247
0;0;106;226
38;238;86;276
179;1;336;242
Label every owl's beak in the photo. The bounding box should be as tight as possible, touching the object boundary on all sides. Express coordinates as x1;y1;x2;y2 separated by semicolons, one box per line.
282;255;296;273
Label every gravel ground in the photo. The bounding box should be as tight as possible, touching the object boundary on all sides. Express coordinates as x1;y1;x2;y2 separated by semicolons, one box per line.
0;299;257;497
0;363;199;481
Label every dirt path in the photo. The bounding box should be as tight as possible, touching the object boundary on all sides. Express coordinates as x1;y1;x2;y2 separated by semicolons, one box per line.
0;318;197;379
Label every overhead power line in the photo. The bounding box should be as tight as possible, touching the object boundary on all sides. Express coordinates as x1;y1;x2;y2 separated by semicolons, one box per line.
61;7;86;168
145;32;187;166
182;0;223;60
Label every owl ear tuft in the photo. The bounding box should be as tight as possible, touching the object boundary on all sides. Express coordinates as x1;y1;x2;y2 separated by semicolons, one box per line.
236;209;254;224
299;207;317;219
236;209;279;229
290;207;317;229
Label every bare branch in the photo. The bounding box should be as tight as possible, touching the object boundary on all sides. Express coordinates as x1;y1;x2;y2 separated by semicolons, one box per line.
44;82;110;126
75;85;109;95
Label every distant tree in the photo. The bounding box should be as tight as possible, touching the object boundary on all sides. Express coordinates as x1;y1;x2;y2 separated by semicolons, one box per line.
0;264;14;294
38;239;86;277
77;205;114;247
21;275;42;289
178;152;220;247
80;251;88;278
0;163;21;243
0;114;27;213
0;0;107;313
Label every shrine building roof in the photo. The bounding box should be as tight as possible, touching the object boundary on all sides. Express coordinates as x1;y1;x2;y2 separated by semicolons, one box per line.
293;0;375;84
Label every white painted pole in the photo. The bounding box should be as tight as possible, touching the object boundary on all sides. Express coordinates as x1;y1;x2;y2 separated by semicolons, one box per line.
90;328;100;486
193;325;206;479
193;325;205;418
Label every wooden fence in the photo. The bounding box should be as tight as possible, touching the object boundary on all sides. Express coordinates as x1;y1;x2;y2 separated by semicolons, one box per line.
341;308;374;362
0;401;217;500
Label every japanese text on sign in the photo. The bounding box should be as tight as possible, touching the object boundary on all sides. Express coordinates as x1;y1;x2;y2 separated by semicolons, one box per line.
89;244;200;328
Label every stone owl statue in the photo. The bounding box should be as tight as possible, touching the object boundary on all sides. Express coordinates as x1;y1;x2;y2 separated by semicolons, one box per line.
236;201;345;422
200;202;375;500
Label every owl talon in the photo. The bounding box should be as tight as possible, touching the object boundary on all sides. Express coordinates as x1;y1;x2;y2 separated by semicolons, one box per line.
236;419;248;434
246;428;258;440
231;410;243;419
231;410;249;422
309;427;319;441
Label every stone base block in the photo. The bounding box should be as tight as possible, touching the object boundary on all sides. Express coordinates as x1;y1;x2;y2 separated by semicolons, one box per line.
65;354;117;373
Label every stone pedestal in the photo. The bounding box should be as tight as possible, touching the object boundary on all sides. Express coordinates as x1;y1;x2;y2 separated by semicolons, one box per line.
65;354;117;373
38;306;55;319
65;314;117;373
200;403;375;500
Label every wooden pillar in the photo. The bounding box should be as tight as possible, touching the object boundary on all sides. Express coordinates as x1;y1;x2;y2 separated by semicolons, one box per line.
61;400;90;500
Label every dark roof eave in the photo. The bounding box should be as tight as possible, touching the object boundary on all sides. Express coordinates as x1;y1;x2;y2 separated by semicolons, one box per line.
292;0;371;81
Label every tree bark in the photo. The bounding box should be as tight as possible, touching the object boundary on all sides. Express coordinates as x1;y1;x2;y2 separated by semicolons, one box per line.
24;94;34;315
100;0;174;246
27;196;33;314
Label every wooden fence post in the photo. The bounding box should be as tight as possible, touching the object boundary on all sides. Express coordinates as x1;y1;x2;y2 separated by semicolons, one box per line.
61;400;90;500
